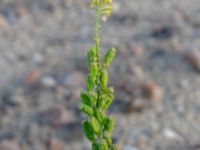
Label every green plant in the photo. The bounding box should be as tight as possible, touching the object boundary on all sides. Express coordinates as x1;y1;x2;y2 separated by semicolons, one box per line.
80;0;119;150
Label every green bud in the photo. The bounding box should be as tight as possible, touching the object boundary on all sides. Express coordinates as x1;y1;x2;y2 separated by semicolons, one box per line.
100;69;108;88
104;116;115;133
95;109;106;124
99;94;113;110
87;75;95;90
104;132;112;146
99;140;108;150
87;46;97;64
89;91;98;106
103;48;116;67
92;143;99;150
80;103;94;116
81;91;91;106
111;144;120;150
82;120;96;141
90;62;98;79
89;117;101;135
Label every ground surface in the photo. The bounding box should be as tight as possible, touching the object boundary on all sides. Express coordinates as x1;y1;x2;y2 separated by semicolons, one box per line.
0;0;200;150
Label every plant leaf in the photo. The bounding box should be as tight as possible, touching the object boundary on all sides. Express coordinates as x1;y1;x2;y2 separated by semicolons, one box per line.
82;120;96;141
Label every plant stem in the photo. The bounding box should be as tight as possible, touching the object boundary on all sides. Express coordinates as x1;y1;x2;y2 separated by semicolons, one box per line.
95;8;100;70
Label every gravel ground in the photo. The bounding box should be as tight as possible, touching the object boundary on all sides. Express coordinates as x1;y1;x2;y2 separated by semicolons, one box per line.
0;0;200;150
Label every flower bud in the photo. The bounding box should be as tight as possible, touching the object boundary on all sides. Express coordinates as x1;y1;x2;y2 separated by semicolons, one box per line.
80;103;94;116
95;109;106;124
89;117;101;135
99;140;108;150
90;62;98;79
82;120;96;141
103;48;116;67
87;75;95;90
99;94;113;110
100;69;108;88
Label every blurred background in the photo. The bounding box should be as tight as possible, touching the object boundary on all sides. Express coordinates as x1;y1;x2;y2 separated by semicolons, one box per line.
0;0;200;150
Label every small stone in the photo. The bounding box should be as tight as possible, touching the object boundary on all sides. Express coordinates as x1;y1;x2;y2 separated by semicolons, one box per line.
24;68;41;86
43;106;76;128
46;138;64;150
162;128;180;140
16;0;28;17
183;51;200;72
32;53;44;64
151;25;173;39
64;71;84;88
124;99;146;113
0;15;7;28
0;140;18;150
141;81;163;101
131;45;144;56
123;145;139;150
113;2;120;12
41;76;57;88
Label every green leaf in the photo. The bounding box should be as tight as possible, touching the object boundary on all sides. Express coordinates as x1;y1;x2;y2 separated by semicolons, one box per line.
103;48;116;67
82;120;96;141
80;103;94;116
81;91;91;106
89;117;101;135
81;91;97;106
99;140;108;150
92;143;99;150
100;69;108;88
104;116;115;133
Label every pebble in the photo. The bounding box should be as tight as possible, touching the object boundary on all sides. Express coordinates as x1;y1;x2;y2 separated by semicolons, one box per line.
162;128;180;140
64;71;84;88
151;25;174;39
0;140;18;150
43;106;76;128
183;51;200;73
123;145;139;150
141;81;163;101
40;76;57;88
46;138;64;150
131;45;144;56
24;69;41;86
0;15;7;28
124;99;146;113
32;53;44;65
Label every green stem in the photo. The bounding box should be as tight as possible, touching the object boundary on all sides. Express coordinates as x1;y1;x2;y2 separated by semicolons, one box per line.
95;8;100;69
